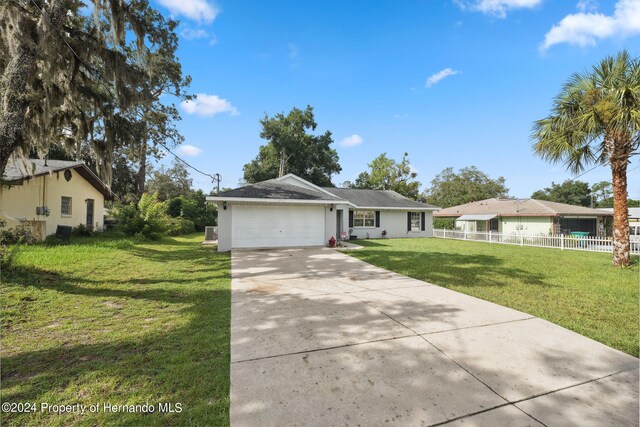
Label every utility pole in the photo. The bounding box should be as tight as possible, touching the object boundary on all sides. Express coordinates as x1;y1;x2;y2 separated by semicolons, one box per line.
213;173;221;194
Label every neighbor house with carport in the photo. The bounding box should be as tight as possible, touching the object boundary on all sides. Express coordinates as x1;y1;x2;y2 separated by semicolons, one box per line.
434;198;612;236
207;174;438;251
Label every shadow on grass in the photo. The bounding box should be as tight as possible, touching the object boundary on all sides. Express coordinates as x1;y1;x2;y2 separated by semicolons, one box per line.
352;249;550;288
1;238;231;426
350;239;392;247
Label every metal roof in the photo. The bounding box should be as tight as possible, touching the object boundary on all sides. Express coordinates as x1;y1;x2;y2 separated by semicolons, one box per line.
434;198;612;217
457;214;497;221
598;208;640;219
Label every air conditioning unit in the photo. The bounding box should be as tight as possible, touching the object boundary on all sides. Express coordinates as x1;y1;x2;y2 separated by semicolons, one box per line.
36;206;50;216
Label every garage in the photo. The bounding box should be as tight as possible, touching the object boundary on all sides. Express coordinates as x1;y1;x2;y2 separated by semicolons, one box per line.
231;205;325;249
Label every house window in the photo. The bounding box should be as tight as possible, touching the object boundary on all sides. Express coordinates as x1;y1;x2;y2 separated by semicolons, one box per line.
411;212;421;231
61;196;72;216
353;210;375;227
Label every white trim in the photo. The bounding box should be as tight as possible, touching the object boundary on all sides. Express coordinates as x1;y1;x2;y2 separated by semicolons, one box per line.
275;174;345;199
206;196;341;205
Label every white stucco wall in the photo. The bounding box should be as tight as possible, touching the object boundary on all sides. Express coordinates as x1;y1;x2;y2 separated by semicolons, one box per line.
216;202;233;252
350;210;433;239
0;168;105;238
324;205;336;244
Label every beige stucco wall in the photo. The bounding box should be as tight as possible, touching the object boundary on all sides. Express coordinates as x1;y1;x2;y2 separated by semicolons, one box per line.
0;168;105;238
500;216;553;235
455;217;553;235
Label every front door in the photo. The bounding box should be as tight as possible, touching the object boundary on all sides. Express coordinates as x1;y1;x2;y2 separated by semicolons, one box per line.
86;199;94;230
336;210;343;239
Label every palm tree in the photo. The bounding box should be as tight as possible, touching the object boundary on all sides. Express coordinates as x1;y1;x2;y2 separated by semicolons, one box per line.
532;50;639;267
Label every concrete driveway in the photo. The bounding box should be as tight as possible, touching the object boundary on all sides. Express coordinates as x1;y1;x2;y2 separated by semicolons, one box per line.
230;248;639;427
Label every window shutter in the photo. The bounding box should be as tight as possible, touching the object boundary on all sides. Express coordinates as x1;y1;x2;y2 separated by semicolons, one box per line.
375;211;380;228
421;212;426;231
407;212;411;231
349;210;354;228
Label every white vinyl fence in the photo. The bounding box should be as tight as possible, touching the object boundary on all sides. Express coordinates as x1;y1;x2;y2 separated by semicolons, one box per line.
432;229;640;254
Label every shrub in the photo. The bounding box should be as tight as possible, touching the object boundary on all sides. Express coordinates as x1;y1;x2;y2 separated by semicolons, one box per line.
0;218;38;270
166;190;217;231
0;224;39;245
168;218;195;236
115;193;170;239
72;224;93;237
114;203;146;235
433;217;456;230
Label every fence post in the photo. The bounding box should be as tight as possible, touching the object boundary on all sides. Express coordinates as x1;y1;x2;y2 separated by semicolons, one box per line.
464;230;467;240
560;234;564;250
443;228;446;239
489;231;492;243
520;234;523;246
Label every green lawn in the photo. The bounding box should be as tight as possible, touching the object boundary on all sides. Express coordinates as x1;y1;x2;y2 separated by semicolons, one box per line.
0;234;231;426
348;238;639;357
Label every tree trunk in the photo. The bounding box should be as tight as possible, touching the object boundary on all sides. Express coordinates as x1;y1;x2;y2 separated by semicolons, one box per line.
137;140;147;197
0;43;37;176
610;140;630;267
278;147;286;177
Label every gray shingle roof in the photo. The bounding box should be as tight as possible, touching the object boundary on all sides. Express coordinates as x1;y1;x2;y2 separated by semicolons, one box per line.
323;187;439;209
434;198;612;217
215;179;345;201
2;158;115;200
3;159;84;181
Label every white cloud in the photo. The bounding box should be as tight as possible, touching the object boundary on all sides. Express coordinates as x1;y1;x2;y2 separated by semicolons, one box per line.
177;144;203;157
181;27;209;40
157;0;218;23
577;0;598;12
180;27;218;45
288;43;300;60
454;0;542;18
181;94;238;117
340;134;363;148
426;68;460;87
541;0;640;50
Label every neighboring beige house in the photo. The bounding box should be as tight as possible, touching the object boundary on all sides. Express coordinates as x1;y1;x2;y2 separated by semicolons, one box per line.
1;159;114;239
434;198;612;236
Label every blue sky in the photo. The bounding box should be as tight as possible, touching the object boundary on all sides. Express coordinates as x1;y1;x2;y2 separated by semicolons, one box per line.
153;0;640;198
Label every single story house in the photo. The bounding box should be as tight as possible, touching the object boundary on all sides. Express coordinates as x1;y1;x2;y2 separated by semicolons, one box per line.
207;174;439;251
1;158;114;239
434;198;612;236
598;207;640;223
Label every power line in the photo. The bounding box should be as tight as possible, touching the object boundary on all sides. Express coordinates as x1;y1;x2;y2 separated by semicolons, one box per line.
27;0;221;190
567;163;605;181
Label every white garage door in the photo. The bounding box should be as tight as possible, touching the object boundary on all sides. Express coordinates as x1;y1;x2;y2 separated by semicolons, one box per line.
232;205;325;249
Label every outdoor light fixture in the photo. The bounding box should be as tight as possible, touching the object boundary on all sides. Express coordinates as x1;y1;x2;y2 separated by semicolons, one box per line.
223;202;227;210
330;205;334;212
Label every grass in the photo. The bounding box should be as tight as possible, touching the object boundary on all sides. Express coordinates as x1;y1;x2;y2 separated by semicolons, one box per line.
0;233;231;426
348;238;639;357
